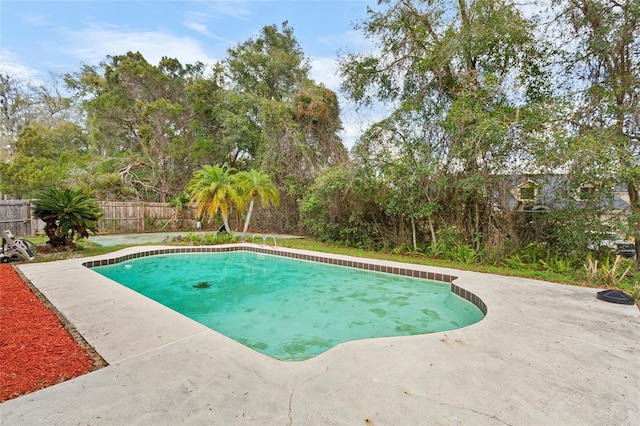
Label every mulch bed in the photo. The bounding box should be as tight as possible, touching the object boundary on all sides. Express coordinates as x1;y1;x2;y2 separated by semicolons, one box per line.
0;264;106;402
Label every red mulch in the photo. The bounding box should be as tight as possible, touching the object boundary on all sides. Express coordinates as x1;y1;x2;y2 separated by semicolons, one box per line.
0;264;102;402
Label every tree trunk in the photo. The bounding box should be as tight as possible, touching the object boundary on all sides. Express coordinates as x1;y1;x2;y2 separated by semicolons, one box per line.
628;181;639;268
242;199;255;234
428;216;437;245
43;221;67;249
221;214;231;234
411;216;417;252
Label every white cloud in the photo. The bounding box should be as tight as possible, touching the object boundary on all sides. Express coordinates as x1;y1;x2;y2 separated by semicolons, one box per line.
0;49;43;84
21;13;49;27
311;28;387;150
182;0;252;28
203;0;253;20
339;102;393;150
182;12;237;46
309;57;341;91
183;20;211;37
55;24;219;68
338;119;363;149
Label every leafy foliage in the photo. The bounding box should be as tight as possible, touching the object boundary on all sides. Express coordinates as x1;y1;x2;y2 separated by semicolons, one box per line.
186;164;242;233
32;187;103;248
236;169;280;233
182;232;239;245
552;0;640;251
0;124;89;197
339;0;555;253
1;3;637;281
65;52;206;202
226;22;309;102
300;163;386;248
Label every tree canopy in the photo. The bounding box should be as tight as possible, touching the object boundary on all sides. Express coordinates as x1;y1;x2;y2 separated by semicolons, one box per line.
0;23;346;232
339;0;554;249
0;5;637;267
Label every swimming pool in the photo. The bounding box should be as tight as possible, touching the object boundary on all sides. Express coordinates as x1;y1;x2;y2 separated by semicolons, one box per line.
90;248;485;361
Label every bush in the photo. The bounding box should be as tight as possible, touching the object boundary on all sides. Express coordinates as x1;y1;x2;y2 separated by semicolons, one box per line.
181;232;238;245
300;164;386;248
446;244;478;264
32;186;103;249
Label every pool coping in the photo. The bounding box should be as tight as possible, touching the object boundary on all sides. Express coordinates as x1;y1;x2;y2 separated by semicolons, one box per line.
2;243;639;425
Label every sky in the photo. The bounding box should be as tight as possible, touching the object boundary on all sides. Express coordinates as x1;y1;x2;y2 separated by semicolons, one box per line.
0;0;382;148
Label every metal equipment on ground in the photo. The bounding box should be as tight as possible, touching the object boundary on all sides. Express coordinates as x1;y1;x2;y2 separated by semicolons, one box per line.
1;230;36;263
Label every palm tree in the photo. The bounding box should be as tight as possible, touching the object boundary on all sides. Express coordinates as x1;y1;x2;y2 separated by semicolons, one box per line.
236;169;280;234
186;164;242;233
32;187;103;249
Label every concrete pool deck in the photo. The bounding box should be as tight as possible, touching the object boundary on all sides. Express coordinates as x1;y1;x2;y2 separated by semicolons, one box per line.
1;244;639;425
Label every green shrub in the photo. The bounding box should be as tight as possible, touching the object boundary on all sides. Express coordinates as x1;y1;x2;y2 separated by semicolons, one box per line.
182;232;201;244
504;253;528;270
428;240;447;258
446;244;478;264
32;186;103;248
538;257;576;274
436;225;464;250
518;243;551;264
181;232;238;245
210;232;238;244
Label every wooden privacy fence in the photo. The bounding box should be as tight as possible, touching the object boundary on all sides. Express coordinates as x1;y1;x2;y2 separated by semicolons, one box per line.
0;200;34;237
97;201;199;233
0;200;202;236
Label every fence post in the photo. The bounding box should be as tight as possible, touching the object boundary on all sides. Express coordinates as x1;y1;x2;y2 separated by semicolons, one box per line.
22;201;32;236
140;202;146;233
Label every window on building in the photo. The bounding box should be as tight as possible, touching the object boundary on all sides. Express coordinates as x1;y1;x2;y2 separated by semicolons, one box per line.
517;181;538;202
578;183;596;200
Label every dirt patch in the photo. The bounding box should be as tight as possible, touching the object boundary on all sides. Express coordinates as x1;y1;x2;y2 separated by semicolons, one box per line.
0;264;106;402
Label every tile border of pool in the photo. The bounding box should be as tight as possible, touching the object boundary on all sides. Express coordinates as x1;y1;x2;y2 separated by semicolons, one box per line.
82;244;487;315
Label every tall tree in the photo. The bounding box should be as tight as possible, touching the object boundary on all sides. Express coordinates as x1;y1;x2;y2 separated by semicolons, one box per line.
353;114;443;250
225;22;345;177
554;0;640;244
0;74;35;158
0;73;76;162
226;22;310;102
0;123;89;197
66;52;205;202
223;23;346;232
340;0;551;249
186;73;261;169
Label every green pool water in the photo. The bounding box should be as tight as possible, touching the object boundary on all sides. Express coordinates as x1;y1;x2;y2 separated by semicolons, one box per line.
92;251;484;361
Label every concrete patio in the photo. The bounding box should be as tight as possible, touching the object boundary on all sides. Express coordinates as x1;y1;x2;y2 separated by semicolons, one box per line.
1;244;639;425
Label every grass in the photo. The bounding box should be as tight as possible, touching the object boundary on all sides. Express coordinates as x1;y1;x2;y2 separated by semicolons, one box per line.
17;235;147;262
